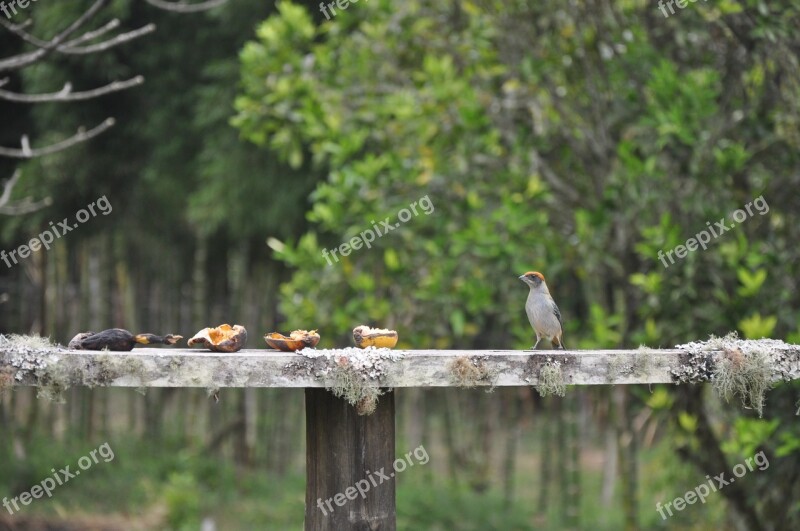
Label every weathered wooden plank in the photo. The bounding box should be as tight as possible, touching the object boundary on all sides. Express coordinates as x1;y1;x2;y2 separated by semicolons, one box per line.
305;389;396;530
2;346;799;389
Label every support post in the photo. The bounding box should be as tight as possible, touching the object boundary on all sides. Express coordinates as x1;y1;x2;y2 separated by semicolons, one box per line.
305;388;396;530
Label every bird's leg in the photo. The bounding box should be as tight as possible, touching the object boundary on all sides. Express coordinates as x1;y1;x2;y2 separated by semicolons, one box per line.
553;337;565;350
532;337;541;350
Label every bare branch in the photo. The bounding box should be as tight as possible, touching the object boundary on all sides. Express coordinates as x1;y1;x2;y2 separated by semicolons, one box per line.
0;169;52;216
2;17;123;49
58;24;156;55
0;118;115;159
57;18;121;48
0;76;144;103
0;19;154;62
0;169;21;208
0;196;52;215
0;18;48;48
0;0;108;72
144;0;228;13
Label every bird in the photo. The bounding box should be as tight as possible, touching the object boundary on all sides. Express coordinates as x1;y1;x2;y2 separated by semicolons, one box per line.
519;271;565;350
68;328;183;351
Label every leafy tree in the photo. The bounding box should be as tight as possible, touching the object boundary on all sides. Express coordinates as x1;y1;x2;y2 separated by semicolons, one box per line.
234;1;800;528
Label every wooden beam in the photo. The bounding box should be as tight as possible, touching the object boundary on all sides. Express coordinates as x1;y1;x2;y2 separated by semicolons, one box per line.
2;347;799;389
4;340;797;531
305;389;396;530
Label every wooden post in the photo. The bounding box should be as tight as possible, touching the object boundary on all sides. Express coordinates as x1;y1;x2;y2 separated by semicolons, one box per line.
304;388;396;531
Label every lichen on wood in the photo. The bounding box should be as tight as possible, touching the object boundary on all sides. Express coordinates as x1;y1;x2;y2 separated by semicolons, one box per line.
713;347;772;417
447;356;497;390
0;334;154;399
536;359;566;397
675;332;800;416
286;346;404;415
606;346;657;381
0;334;69;401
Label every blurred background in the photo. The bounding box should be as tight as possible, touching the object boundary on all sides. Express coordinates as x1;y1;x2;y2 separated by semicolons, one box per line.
1;0;799;529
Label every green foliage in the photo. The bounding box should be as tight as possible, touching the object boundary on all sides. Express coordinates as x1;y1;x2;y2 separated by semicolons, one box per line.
2;0;800;527
163;472;202;530
738;313;778;338
645;387;675;412
721;418;779;458
231;6;800;524
397;482;533;530
233;0;799;354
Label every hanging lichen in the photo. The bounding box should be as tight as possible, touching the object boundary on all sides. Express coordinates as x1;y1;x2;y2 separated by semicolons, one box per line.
36;359;73;403
675;332;800;417
285;346;404;416
327;364;383;415
536;359;566;397
713;347;772;417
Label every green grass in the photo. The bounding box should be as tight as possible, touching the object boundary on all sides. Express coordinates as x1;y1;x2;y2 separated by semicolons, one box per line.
0;432;732;530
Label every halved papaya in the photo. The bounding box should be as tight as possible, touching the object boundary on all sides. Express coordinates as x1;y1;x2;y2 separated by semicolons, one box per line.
353;325;398;349
188;324;247;353
264;330;320;351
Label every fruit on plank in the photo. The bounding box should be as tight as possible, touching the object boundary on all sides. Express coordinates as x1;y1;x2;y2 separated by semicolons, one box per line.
352;325;398;349
264;330;320;351
187;324;247;353
68;329;182;351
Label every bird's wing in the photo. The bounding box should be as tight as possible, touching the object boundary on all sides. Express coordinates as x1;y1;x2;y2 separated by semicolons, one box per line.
552;301;564;331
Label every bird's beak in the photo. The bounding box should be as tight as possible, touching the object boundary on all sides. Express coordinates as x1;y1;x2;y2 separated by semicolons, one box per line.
518;275;525;281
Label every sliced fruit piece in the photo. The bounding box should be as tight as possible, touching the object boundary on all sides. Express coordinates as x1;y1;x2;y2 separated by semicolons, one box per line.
352;325;398;349
188;324;247;353
264;329;320;351
68;329;183;351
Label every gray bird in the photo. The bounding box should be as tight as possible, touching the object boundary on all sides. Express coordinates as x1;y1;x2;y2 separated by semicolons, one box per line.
519;271;565;350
